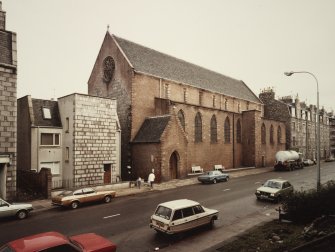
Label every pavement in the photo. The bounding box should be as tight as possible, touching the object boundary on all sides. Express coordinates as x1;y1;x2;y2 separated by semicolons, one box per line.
28;166;273;212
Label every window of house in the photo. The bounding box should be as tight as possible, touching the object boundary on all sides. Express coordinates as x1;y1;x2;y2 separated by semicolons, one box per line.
270;125;274;144
65;117;69;133
238;103;241;113
195;112;202;142
224;117;230;143
246;102;250;110
210;115;217;143
236;119;242;143
212;95;216;108
42;107;51;119
277;126;282;144
177;110;186;131
41;133;60;146
292;136;296;146
261;123;266;144
65;147;69;162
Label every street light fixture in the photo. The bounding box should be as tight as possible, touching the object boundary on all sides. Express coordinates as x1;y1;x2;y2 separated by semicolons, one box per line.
284;71;321;191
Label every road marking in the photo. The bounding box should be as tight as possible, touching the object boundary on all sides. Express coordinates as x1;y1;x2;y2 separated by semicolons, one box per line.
223;189;231;192
103;214;120;219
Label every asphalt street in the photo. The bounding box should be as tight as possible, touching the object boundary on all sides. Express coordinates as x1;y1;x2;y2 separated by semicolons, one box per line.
0;162;334;252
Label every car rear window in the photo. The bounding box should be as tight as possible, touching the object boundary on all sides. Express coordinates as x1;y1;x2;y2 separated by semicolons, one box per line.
155;206;172;220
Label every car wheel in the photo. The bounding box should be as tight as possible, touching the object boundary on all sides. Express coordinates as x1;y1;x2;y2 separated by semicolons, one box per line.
104;195;112;203
70;201;79;209
225;176;229;182
209;217;216;229
213;179;217;184
17;210;28;220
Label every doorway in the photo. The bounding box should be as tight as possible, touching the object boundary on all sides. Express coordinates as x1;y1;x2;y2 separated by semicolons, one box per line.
104;164;111;184
169;151;179;179
0;163;7;199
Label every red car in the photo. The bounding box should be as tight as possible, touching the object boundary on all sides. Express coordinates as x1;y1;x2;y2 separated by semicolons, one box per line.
0;231;116;252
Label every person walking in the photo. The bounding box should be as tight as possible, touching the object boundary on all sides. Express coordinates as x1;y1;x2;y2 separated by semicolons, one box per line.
148;170;155;189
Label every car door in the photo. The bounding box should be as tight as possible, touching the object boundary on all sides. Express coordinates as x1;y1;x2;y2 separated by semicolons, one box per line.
193;205;208;226
0;199;15;218
282;182;293;196
82;188;97;203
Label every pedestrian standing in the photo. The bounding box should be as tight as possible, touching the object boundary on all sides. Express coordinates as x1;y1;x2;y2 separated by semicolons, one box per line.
136;177;142;189
148;171;155;189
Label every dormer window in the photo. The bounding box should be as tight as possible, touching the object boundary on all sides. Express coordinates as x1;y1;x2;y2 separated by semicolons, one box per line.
42;107;51;119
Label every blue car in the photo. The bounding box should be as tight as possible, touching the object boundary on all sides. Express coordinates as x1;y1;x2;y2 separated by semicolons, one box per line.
198;170;229;184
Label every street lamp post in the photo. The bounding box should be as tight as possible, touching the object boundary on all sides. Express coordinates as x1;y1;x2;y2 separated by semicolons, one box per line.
284;71;321;191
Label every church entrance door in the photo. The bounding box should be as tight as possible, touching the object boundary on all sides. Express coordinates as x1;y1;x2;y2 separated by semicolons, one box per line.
169;152;179;179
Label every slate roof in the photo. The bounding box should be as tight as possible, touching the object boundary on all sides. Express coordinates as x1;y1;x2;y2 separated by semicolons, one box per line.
132;115;171;143
113;34;260;104
32;99;62;127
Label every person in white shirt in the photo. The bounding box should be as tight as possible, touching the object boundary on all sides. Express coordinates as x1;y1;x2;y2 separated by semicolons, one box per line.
148;171;155;189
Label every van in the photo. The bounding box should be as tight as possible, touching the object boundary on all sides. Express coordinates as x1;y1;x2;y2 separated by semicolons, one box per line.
149;199;219;234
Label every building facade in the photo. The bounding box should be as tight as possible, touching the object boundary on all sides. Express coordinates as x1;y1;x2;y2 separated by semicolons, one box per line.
329;115;335;157
0;2;17;200
17;94;121;189
58;93;121;187
17;96;63;188
88;32;286;182
259;88;330;160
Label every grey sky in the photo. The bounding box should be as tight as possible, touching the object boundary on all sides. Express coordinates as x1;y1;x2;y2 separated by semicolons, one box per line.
3;0;335;111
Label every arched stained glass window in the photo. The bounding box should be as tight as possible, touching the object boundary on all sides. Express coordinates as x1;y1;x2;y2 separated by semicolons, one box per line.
177;110;185;131
277;126;282;144
261;123;266;144
195;112;202;142
224;117;230;143
236;119;242;143
210;115;217;143
270;125;274;144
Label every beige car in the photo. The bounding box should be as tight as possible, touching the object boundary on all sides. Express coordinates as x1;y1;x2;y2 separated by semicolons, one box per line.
52;187;116;209
150;199;219;235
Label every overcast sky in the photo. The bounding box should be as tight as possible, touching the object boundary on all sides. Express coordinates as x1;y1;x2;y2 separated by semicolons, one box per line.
2;0;335;111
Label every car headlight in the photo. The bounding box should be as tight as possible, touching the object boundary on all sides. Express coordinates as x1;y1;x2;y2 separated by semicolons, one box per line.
270;193;275;197
256;190;260;194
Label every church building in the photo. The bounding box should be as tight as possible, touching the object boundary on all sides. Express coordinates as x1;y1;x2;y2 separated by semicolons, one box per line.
88;32;286;182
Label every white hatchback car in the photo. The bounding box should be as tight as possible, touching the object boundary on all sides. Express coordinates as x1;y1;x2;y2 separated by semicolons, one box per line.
150;199;219;235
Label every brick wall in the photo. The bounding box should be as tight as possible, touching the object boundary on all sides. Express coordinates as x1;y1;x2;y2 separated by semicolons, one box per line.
72;94;119;187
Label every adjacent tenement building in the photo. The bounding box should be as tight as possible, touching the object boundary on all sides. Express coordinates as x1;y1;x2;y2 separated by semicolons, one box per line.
17;93;121;189
0;2;17;200
260;88;330;160
88;32;286;182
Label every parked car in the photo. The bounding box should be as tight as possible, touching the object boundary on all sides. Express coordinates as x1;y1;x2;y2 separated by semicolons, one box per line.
0;198;33;220
150;199;219;235
255;179;294;202
0;231;117;252
197;170;229;184
325;156;335;162
303;159;315;166
51;187;116;209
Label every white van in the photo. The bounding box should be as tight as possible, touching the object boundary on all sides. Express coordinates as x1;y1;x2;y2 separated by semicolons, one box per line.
149;199;219;234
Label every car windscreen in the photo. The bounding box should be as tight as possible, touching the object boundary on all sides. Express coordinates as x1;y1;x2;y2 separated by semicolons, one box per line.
264;181;281;189
155;206;172;220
